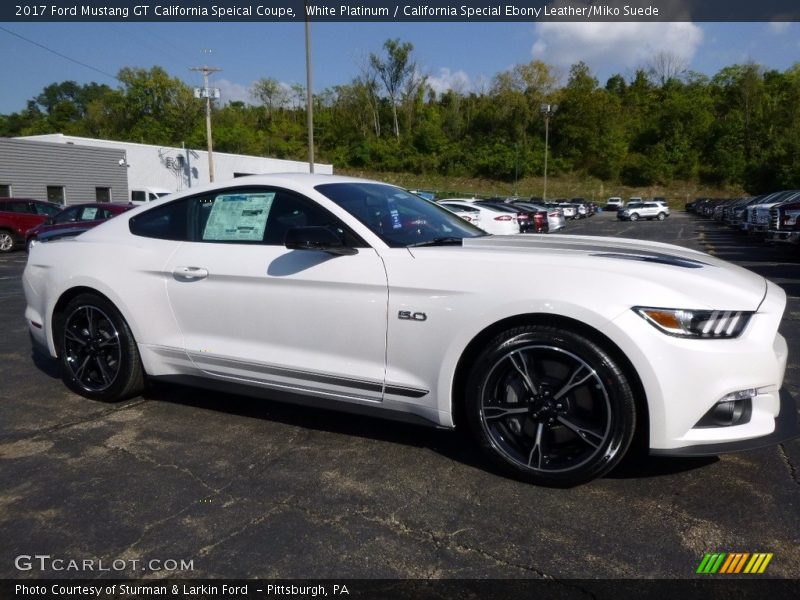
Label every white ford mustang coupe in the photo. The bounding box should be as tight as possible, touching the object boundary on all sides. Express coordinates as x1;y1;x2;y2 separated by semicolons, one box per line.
23;175;797;486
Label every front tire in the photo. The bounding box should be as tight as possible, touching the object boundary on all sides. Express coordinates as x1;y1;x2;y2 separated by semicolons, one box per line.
657;212;666;221
629;213;640;221
56;293;145;402
465;325;636;487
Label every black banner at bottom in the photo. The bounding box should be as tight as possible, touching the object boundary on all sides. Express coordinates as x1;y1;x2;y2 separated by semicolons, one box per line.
3;579;800;600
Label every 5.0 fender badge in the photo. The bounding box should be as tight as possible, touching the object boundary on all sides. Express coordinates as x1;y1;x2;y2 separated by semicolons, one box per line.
398;310;427;322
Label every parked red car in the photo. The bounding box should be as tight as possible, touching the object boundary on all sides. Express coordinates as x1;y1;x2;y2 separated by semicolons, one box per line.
25;203;134;250
0;198;63;253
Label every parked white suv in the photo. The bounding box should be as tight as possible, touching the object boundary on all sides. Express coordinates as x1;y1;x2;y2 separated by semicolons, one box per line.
618;201;670;221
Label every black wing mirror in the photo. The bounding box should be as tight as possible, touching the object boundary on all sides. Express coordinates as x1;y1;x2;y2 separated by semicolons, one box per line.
284;226;357;256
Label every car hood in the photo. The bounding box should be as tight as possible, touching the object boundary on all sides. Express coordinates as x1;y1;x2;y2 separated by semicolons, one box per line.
456;234;768;310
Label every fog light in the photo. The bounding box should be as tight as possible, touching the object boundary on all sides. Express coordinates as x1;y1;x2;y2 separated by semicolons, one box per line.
695;390;755;428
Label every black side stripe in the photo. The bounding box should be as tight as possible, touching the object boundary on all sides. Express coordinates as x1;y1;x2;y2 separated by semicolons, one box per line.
187;351;428;398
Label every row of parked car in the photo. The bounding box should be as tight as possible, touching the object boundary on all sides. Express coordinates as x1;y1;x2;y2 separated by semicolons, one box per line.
688;192;800;245
434;196;600;235
0;197;133;252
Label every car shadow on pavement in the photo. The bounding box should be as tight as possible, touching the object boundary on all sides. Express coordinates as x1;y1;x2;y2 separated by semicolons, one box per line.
608;454;718;479
141;380;490;470
140;380;719;484
29;346;60;379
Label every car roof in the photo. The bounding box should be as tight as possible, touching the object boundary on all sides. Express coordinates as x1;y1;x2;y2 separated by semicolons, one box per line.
58;202;132;210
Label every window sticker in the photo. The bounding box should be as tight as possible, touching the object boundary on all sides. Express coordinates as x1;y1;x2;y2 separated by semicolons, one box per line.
387;196;402;230
202;193;275;241
81;207;99;221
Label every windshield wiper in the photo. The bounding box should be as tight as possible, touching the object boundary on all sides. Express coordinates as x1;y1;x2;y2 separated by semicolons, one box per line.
406;236;465;248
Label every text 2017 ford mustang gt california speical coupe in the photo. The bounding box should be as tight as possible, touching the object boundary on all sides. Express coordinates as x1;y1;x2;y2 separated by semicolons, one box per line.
23;175;798;486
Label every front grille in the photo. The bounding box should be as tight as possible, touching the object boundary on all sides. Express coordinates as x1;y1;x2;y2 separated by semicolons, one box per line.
770;207;780;230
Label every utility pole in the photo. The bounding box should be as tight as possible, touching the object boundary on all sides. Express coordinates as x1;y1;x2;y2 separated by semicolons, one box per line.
304;2;315;173
540;103;558;201
191;64;221;182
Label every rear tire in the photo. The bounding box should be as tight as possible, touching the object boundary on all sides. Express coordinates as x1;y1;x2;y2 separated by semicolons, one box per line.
55;293;145;402
464;325;636;487
0;230;15;253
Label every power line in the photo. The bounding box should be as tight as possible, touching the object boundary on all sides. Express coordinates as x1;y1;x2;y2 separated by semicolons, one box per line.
0;25;119;83
109;24;191;74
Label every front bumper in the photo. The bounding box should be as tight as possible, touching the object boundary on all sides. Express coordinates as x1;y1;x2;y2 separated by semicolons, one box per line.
651;388;799;456
607;279;789;452
767;230;800;245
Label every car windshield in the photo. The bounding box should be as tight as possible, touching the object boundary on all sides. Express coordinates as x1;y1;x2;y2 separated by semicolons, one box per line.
317;183;487;248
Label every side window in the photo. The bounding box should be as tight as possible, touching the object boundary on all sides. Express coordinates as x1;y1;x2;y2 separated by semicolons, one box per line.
78;207;100;221
262;191;346;245
53;207;80;224
131;191;146;203
200;191;276;243
6;201;30;214
33;202;62;217
196;189;348;245
131;188;363;246
129;198;190;241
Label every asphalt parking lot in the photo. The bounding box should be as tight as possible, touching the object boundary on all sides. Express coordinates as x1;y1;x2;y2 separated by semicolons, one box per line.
0;211;798;580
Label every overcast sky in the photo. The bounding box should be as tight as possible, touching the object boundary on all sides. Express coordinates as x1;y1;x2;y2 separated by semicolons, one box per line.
0;21;797;113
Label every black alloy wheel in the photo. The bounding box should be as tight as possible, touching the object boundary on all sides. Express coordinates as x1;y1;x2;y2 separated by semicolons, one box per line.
57;293;145;402
465;325;636;486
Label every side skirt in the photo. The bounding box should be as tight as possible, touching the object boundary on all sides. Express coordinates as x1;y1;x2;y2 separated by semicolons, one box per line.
150;374;447;429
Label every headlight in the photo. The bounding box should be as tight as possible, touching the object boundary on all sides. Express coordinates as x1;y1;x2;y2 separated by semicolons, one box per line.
28;238;38;249
633;307;753;338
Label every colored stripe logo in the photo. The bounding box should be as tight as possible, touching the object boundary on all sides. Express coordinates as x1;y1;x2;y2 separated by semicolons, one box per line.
696;552;773;574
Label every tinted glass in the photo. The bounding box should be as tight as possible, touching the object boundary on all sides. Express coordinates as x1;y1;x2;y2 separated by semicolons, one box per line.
35;202;63;217
317;183;485;248
5;201;30;213
130;198;190;241
53;207;80;224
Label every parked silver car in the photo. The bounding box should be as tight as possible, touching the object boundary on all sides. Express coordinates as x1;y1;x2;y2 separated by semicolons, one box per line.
617;201;670;221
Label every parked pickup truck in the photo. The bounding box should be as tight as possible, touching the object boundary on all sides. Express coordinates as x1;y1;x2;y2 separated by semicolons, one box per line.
767;199;800;245
744;190;800;234
0;198;62;252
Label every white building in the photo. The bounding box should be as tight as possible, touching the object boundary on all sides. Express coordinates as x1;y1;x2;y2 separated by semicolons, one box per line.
18;134;333;202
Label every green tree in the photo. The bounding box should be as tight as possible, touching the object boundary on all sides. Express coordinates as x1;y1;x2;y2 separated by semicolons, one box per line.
370;38;418;138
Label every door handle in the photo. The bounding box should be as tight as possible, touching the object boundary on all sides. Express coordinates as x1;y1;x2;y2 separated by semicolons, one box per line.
173;266;209;280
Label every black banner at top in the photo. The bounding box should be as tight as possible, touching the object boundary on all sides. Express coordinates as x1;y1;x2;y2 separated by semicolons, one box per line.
2;0;800;23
